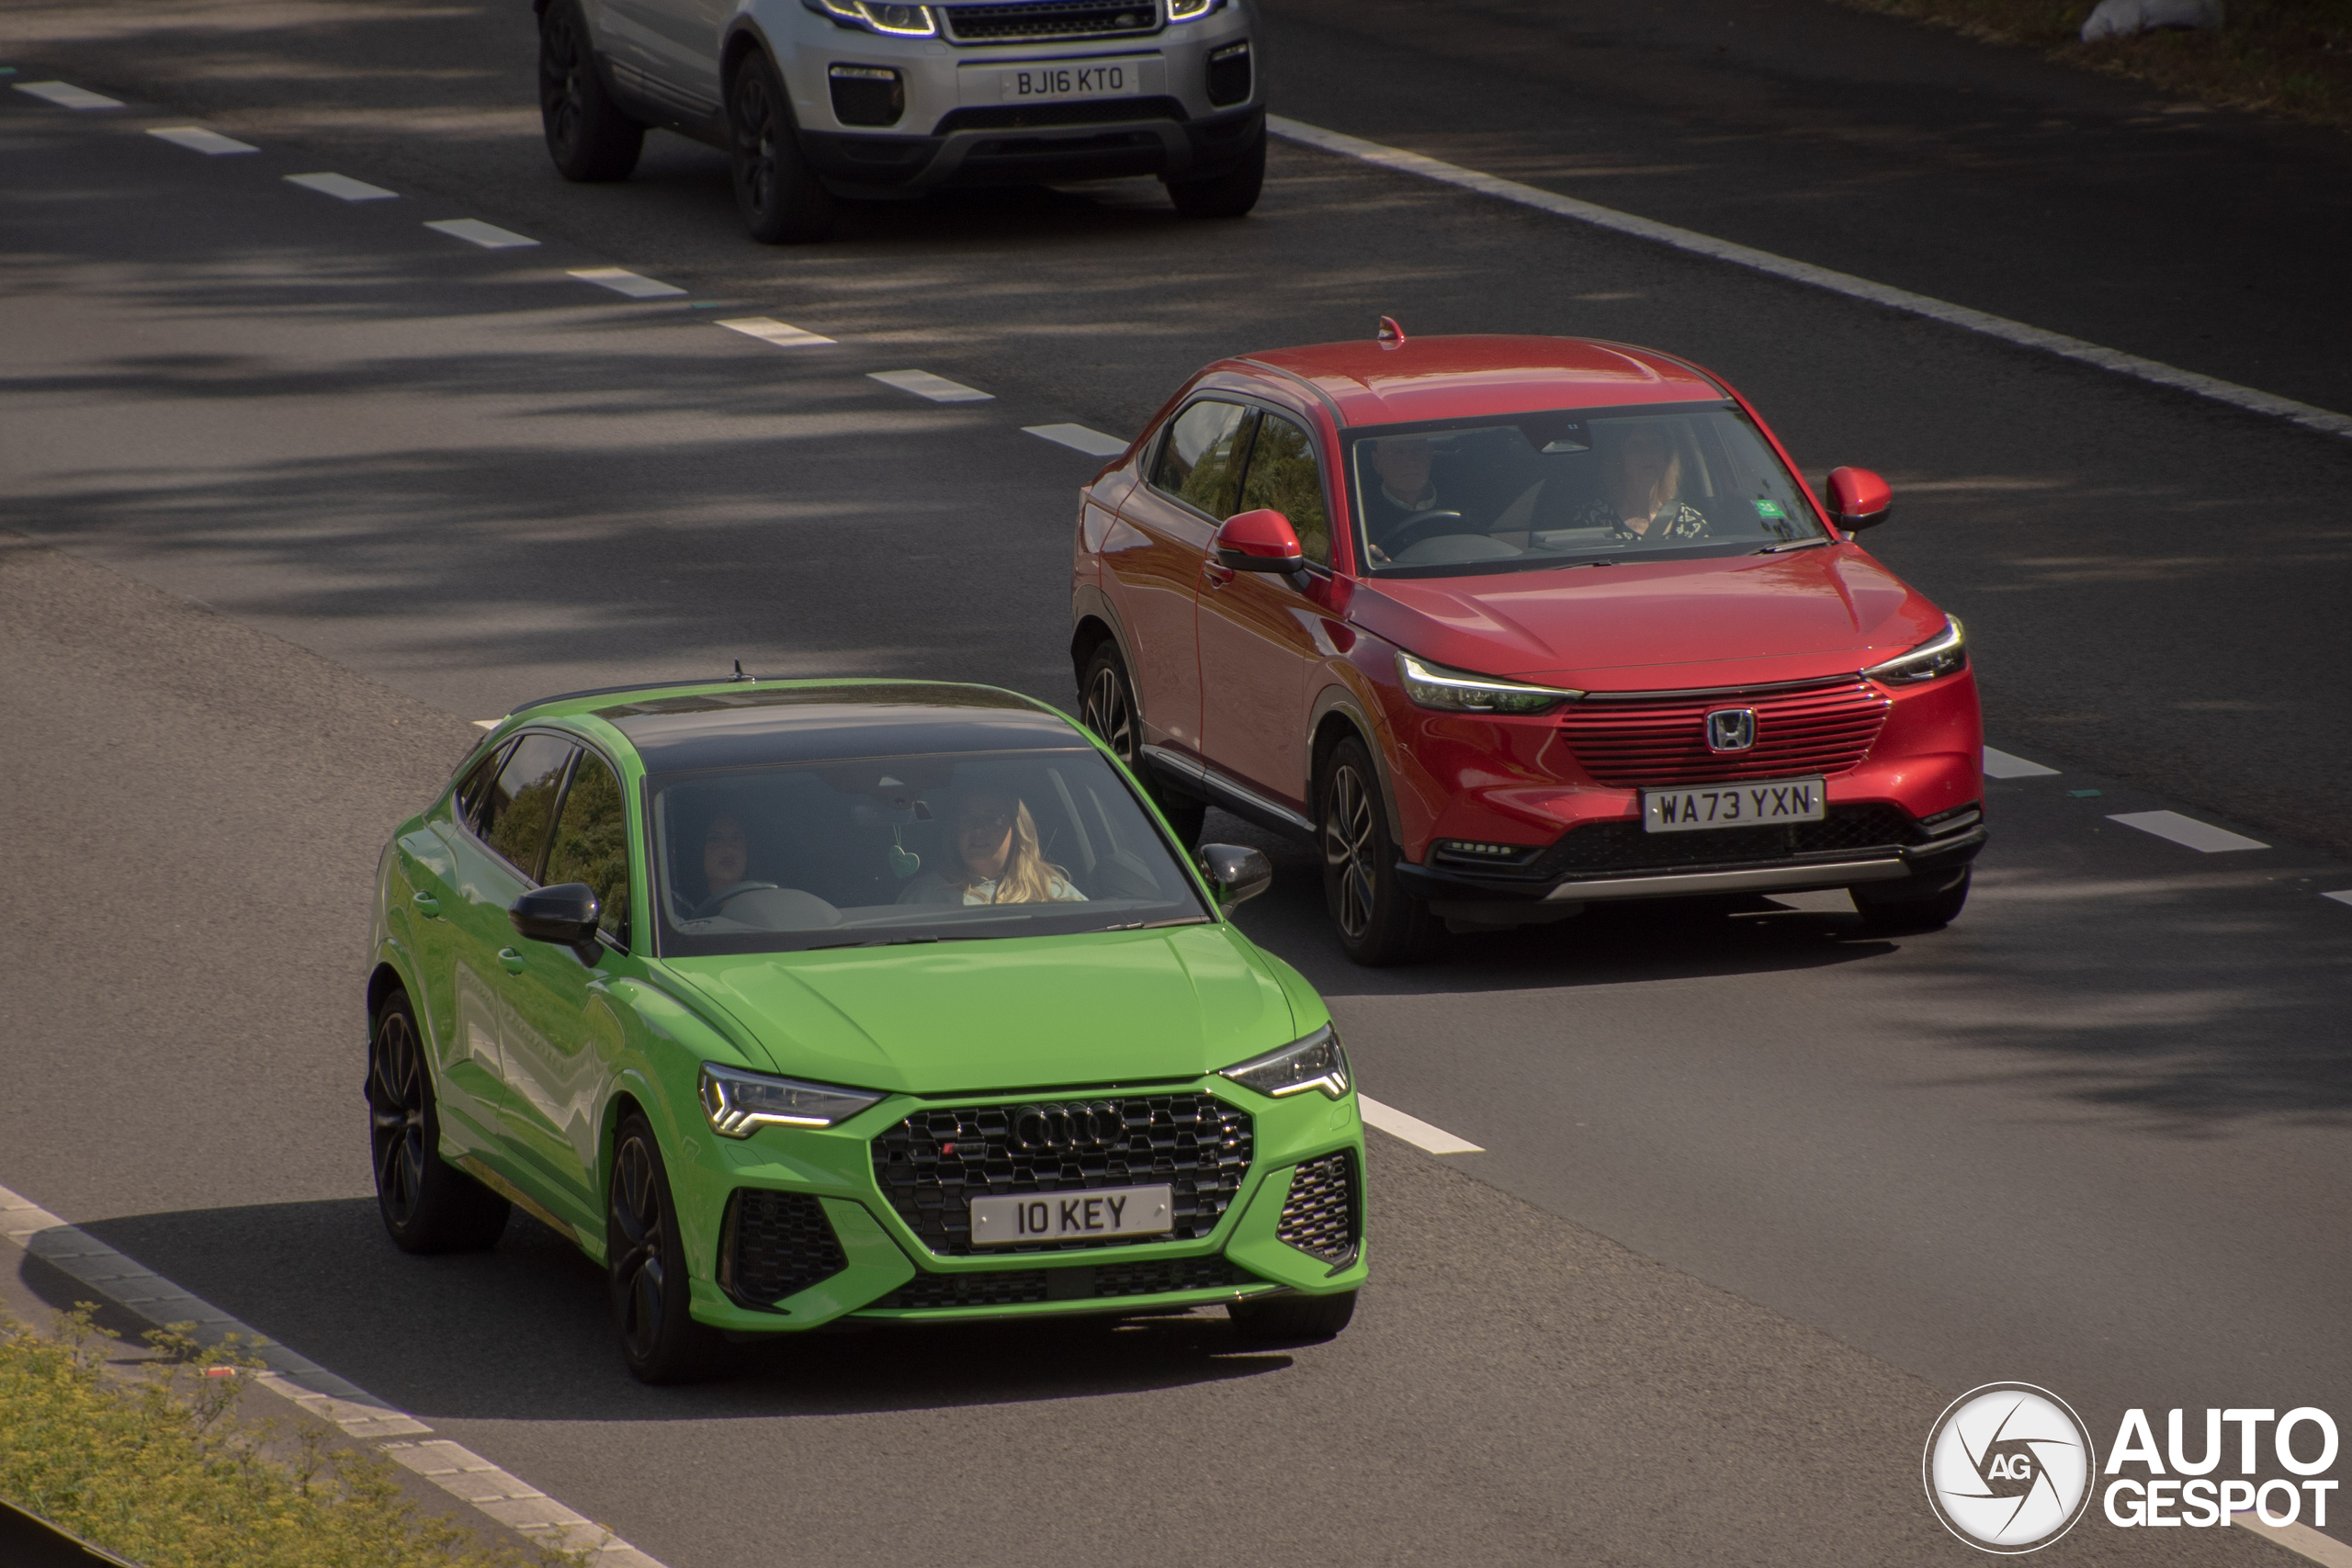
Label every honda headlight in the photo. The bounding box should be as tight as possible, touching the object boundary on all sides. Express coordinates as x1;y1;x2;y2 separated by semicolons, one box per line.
1396;651;1581;715
1860;617;1967;685
698;1063;884;1137
1219;1025;1351;1100
802;0;937;36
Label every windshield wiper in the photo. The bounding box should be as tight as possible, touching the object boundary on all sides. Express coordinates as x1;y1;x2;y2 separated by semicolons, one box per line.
805;934;945;951
1752;538;1831;555
1105;916;1214;931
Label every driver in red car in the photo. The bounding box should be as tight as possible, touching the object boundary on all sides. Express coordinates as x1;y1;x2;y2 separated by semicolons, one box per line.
1362;434;1445;564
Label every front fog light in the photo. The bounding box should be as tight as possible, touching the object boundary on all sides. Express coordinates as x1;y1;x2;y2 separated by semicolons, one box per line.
699;1063;883;1137
1220;1025;1350;1100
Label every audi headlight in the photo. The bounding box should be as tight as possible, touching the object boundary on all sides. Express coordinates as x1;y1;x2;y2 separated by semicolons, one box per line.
802;0;937;36
1219;1025;1350;1100
1396;651;1581;715
1167;0;1224;18
1860;617;1966;685
698;1063;884;1137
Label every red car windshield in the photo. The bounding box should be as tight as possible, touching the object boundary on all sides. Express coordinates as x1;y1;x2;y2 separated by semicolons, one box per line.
1345;401;1827;576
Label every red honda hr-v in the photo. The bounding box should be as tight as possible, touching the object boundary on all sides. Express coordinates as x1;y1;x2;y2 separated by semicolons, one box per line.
1069;329;1984;964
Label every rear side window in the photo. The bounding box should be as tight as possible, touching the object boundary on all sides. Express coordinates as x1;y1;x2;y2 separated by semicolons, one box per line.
1150;400;1256;520
1236;413;1331;568
481;734;575;879
545;750;633;950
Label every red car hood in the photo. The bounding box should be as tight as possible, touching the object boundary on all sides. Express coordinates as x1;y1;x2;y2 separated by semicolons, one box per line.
1348;543;1947;691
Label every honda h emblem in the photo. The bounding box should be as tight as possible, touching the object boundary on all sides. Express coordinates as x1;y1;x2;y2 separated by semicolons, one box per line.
1705;708;1757;752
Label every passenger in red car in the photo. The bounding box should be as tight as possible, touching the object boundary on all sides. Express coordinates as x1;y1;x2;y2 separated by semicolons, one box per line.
1576;423;1711;540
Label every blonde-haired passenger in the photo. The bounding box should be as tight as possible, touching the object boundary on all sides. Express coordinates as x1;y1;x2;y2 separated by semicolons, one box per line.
899;793;1087;907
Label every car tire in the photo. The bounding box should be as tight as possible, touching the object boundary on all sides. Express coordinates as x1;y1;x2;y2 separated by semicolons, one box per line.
608;1113;722;1383
729;51;834;245
368;989;513;1254
538;0;644;183
1319;736;1436;966
1227;1289;1356;1344
1165;127;1265;220
1080;641;1206;846
1852;865;1971;935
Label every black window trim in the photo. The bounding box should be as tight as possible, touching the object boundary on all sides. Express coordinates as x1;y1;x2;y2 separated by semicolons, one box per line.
1144;393;1338;583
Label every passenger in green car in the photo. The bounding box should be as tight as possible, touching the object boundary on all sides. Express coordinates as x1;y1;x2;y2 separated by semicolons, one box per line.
901;794;1087;907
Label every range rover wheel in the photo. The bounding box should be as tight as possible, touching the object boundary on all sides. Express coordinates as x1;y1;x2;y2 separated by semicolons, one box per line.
1852;865;1971;935
729;51;834;244
1166;126;1265;220
368;989;511;1254
1080;642;1205;845
608;1114;721;1383
1227;1289;1356;1344
1318;737;1436;966
538;0;644;183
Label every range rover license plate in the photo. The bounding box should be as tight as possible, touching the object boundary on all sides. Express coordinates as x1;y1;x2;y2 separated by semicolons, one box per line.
978;54;1165;104
1643;777;1826;834
969;1184;1173;1246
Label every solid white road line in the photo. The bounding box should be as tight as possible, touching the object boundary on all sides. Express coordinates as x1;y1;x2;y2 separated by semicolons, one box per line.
1982;746;2059;779
2108;810;2269;853
2324;891;2352;908
718;316;836;347
568;266;686;299
0;1180;667;1568
869;368;994;403
286;172;399;202
1358;1096;1484;1156
15;80;123;110
1024;423;1128;457
1268;116;2352;444
2231;1510;2352;1568
424;218;539;250
147;125;259;155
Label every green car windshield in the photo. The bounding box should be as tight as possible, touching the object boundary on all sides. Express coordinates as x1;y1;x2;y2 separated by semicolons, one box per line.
649;748;1213;955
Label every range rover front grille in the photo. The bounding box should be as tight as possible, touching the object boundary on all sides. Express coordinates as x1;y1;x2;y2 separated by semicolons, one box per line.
872;1093;1252;1256
866;1255;1258;1311
718;1190;848;1310
1559;681;1891;787
1274;1152;1357;1265
940;0;1160;42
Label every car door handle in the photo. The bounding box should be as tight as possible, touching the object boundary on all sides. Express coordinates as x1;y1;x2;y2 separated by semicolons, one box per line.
412;891;441;919
1202;561;1235;588
498;947;527;975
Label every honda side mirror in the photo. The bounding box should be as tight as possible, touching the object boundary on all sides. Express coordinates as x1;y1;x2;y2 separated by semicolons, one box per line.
1197;843;1272;908
511;883;603;964
1824;467;1894;531
1215;509;1307;584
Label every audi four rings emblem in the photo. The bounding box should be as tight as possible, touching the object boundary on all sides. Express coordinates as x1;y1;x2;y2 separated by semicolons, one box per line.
1011;1103;1122;1153
1705;707;1758;752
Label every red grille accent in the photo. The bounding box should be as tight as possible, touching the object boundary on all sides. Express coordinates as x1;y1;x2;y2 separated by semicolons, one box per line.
1559;682;1891;786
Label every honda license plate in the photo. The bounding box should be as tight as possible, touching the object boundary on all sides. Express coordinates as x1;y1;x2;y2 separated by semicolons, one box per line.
1643;777;1826;834
968;1184;1173;1246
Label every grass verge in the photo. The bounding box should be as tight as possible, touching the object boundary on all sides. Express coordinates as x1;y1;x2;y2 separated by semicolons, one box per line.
1829;0;2352;131
0;1306;580;1568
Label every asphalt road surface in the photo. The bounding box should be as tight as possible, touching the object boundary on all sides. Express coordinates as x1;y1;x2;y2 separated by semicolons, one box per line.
3;2;2347;1563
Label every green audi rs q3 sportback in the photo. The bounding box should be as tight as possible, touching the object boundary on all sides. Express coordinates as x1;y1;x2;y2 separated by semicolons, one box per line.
367;678;1365;1381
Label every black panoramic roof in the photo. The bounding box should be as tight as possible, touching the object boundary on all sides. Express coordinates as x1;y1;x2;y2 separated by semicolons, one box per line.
596;682;1083;772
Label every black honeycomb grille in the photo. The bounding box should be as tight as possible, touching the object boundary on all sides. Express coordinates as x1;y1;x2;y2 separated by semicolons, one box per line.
1275;1152;1358;1265
872;1093;1252;1257
719;1190;847;1309
869;1255;1257;1311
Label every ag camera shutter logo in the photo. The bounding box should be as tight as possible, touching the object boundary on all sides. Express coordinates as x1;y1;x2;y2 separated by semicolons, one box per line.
1923;1383;2097;1552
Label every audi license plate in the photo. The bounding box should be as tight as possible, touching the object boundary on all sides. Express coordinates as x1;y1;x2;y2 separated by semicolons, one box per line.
1643;776;1826;833
968;1184;1173;1247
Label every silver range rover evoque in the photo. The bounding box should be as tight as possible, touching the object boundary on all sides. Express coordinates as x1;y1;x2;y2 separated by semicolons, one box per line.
536;0;1266;242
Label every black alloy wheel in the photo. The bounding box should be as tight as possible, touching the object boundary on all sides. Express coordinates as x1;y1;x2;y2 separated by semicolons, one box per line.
729;51;835;244
1081;643;1205;845
368;990;510;1253
1165;126;1265;220
1227;1288;1357;1345
1852;865;1972;935
538;0;644;183
607;1116;720;1383
1318;737;1436;966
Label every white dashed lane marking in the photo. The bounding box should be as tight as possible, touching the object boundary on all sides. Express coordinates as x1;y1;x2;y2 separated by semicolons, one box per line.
569;266;685;299
2324;891;2352;908
2108;810;2269;853
718;316;835;347
1359;1097;1483;1156
15;80;123;109
1983;746;2059;779
147;125;257;155
286;172;398;202
424;218;538;249
869;368;993;403
1024;423;1128;457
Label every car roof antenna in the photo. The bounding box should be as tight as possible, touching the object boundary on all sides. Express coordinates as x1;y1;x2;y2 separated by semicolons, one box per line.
1376;315;1407;346
729;660;754;683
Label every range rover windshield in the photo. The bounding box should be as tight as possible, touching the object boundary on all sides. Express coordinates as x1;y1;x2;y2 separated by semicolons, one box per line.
650;749;1212;955
1346;401;1828;576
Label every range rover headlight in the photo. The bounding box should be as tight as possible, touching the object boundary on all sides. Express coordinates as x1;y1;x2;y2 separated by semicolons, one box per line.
698;1063;884;1137
1396;651;1581;715
1167;0;1224;19
802;0;937;37
1860;617;1967;685
1219;1025;1351;1100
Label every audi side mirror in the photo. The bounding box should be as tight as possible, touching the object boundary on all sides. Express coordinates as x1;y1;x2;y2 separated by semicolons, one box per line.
1215;509;1306;574
1198;843;1272;908
1824;467;1894;531
510;883;603;964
